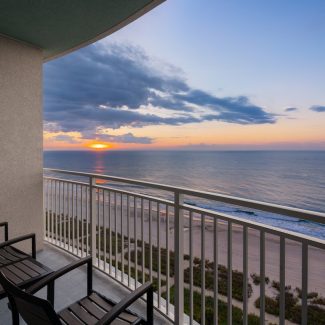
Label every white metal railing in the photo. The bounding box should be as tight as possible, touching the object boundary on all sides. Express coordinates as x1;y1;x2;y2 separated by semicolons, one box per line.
43;168;325;325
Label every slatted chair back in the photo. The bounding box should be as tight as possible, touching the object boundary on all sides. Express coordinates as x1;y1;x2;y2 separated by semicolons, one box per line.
0;271;61;325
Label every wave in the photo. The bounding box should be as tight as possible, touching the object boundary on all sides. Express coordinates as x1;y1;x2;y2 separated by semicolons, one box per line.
185;200;325;240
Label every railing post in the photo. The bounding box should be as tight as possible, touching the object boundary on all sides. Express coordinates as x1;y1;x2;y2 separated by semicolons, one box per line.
43;178;46;241
174;191;184;325
89;177;97;265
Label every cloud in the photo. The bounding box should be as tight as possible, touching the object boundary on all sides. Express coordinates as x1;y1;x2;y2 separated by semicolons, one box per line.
44;42;276;142
285;107;298;112
51;130;153;144
310;105;325;112
82;131;153;144
53;134;81;144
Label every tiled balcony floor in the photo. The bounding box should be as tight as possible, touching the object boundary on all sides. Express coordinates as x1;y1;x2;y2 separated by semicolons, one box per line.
0;242;171;324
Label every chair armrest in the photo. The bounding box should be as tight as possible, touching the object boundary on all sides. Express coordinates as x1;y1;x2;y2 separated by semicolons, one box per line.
26;256;92;295
0;222;8;241
97;282;153;325
0;233;35;258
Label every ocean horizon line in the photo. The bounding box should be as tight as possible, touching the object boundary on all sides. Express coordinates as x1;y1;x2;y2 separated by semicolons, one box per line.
43;148;325;152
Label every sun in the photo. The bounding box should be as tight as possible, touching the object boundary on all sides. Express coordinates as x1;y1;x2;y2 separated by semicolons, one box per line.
88;143;110;150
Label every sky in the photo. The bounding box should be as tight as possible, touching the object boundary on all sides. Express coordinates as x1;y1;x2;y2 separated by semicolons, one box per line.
43;0;325;151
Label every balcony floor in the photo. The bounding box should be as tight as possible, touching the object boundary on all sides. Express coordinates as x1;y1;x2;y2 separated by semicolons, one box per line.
0;242;171;324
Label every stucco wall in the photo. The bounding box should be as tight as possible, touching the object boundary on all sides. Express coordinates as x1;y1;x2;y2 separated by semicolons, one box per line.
0;35;43;250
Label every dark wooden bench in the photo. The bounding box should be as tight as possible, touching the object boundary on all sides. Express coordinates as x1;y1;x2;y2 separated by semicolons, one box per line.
0;256;153;325
0;222;52;299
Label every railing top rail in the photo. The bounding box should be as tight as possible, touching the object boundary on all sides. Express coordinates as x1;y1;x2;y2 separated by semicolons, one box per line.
43;176;88;186
43;168;325;225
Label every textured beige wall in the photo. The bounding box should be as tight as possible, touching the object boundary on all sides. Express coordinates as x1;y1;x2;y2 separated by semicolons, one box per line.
0;35;43;250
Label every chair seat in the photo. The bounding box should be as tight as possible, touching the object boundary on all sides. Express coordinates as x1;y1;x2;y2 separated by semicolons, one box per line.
58;291;144;325
0;257;52;299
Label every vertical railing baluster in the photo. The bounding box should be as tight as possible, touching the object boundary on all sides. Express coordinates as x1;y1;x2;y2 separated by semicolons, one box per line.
76;184;79;253
46;180;49;241
46;179;49;239
115;192;118;277
279;236;285;325
260;230;265;325
79;185;81;255
243;226;248;325
52;180;54;242
86;185;89;255
121;194;124;280
90;177;97;266
55;180;57;245
189;212;194;325
61;182;63;246
141;198;145;285
174;191;184;325
52;180;55;243
49;180;51;239
62;182;64;246
44;179;46;240
59;181;61;244
48;179;51;239
201;214;206;325
166;204;170;316
103;190;106;271
43;179;47;241
149;200;153;283
68;183;71;250
63;182;66;249
62;182;64;247
59;181;61;246
127;195;130;285
76;183;78;252
302;241;308;325
81;186;84;257
97;188;100;267
109;191;112;275
134;197;138;288
77;185;80;255
214;217;218;325
72;183;75;252
157;202;161;307
227;221;232;325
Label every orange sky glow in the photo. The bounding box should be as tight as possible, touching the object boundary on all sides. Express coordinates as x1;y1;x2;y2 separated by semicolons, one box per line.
44;114;325;151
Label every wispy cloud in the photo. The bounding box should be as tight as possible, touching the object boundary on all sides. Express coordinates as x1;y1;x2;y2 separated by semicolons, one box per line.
51;131;152;144
44;43;276;143
310;105;325;112
53;134;81;144
285;107;298;112
81;131;153;144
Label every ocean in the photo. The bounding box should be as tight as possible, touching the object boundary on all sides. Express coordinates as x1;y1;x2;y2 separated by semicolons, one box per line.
44;150;325;239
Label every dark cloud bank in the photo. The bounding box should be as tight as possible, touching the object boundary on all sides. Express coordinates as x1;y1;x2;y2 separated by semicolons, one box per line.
44;43;275;144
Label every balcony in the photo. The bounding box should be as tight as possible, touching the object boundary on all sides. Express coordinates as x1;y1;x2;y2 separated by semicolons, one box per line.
34;168;325;325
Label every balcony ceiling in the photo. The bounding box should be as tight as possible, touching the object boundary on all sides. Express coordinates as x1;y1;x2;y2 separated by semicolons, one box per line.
0;0;164;61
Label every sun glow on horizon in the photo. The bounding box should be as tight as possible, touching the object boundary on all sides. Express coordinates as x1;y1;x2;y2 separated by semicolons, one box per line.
88;143;111;150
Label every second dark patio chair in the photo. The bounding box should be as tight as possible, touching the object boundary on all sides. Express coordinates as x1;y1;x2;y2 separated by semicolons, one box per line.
0;256;154;325
0;222;52;300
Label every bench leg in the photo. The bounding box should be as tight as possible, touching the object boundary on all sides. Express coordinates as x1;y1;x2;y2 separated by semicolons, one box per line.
8;298;19;325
